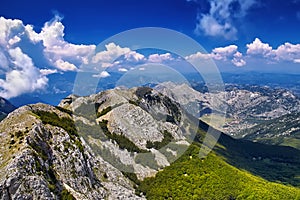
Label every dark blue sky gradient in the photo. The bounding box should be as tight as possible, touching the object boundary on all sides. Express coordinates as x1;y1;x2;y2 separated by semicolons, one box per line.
1;0;300;50
1;0;300;66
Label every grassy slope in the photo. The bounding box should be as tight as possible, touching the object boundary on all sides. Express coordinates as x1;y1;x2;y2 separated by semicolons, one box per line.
138;144;300;200
137;116;300;200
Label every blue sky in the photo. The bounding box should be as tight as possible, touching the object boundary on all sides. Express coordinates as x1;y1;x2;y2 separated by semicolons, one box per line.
0;0;300;100
1;0;300;47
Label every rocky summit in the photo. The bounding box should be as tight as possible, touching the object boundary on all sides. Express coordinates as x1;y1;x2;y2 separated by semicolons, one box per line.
0;86;194;199
1;86;300;199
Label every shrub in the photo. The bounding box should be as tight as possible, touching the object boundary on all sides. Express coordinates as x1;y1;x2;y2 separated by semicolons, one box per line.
96;106;112;118
33;110;78;137
61;188;75;200
146;130;173;150
99;120;148;153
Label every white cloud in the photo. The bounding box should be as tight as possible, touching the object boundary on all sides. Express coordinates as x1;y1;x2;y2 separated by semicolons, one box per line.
92;43;131;64
212;45;238;60
24;24;41;43
193;0;256;40
232;52;246;67
91;42;146;68
40;69;58;75
9;15;96;71
54;59;77;71
118;68;128;72
148;53;173;63
196;14;237;40
186;44;245;67
0;17;23;47
185;52;212;61
124;51;145;62
246;38;300;63
92;71;111;78
0;16;97;98
274;42;300;62
246;38;273;57
8;35;21;46
0;48;48;99
294;59;300;63
37;16;96;70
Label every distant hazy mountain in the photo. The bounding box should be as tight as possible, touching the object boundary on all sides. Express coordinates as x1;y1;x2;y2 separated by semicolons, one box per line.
1;87;300;199
9;94;47;107
157;82;300;137
0;97;16;121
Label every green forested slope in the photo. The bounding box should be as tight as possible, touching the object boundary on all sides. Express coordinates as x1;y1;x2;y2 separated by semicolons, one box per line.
138;144;300;200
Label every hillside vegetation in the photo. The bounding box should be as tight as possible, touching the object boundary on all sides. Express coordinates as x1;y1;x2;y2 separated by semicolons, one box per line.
138;144;300;200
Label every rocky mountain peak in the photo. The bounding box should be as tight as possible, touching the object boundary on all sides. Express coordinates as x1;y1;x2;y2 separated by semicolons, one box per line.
0;86;198;199
0;102;144;199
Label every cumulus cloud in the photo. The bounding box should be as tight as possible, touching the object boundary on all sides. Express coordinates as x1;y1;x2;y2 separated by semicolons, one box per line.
185;44;246;67
124;51;145;62
0;48;48;99
0;16;95;71
232;52;246;67
8;35;21;46
246;38;273;57
0;16;97;98
0;17;23;47
92;71;110;78
246;38;300;63
212;45;238;60
36;16;96;70
184;52;212;61
91;43;175;70
54;59;77;71
92;43;145;68
148;53;173;63
274;42;300;62
92;43;130;64
192;0;256;40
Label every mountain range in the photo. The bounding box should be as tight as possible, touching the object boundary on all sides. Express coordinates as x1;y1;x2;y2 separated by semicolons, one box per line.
0;86;300;199
0;97;16;121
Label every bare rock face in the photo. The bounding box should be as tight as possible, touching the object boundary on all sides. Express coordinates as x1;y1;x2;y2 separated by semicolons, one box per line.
66;87;191;180
0;103;144;199
3;83;297;198
0;86;196;199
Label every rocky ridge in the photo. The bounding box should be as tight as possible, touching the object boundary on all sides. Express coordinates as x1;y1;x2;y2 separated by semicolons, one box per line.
1;83;299;199
0;86;196;199
0;103;144;199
